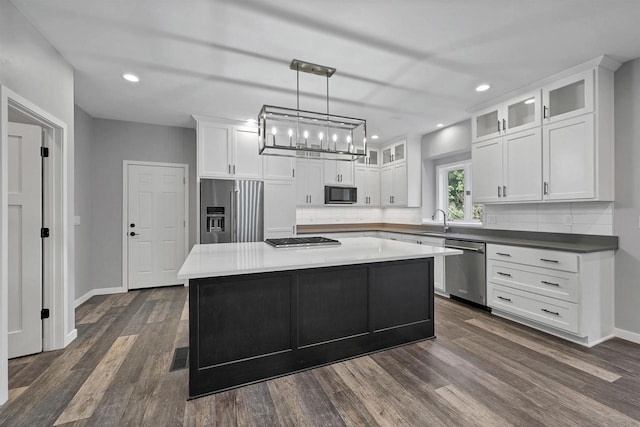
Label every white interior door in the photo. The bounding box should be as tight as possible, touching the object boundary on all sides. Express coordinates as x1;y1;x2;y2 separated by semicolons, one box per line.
127;164;186;289
8;123;43;358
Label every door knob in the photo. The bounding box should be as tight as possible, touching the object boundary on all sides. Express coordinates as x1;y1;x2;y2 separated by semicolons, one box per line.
129;232;139;237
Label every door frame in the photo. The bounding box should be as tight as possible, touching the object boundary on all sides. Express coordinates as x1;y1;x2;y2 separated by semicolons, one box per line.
1;85;72;405
122;160;189;291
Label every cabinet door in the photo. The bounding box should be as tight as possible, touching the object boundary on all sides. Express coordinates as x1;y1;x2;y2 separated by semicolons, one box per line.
392;163;407;206
337;161;354;185
306;160;325;205
543;114;595;200
295;160;309;205
366;168;380;206
233;128;262;179
264;180;296;239
471;138;503;203
263;156;294;181
367;148;379;167
382;147;393;165
472;105;501;142
542;70;594;124
199;122;231;177
393;141;406;163
323;160;339;185
503;128;542;202
380;166;393;206
354;167;367;206
504;90;541;134
417;237;445;293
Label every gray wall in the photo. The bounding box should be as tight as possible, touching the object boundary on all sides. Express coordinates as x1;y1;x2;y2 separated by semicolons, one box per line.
0;0;76;401
421;119;471;159
90;118;196;290
614;59;640;336
421;120;472;219
74;106;93;300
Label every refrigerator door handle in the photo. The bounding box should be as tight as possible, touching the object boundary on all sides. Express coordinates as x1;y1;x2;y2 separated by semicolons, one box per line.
233;189;240;242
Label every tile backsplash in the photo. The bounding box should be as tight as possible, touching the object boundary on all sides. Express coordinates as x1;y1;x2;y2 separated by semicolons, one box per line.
296;207;422;225
483;202;614;235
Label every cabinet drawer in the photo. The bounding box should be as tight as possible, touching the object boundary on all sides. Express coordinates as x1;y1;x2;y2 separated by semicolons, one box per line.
488;283;580;334
487;244;578;272
488;261;579;303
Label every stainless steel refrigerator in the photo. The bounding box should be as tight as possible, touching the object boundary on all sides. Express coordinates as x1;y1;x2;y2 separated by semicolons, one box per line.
200;179;264;244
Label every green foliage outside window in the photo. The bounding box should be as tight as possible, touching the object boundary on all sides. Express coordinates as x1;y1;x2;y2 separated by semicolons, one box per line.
447;168;484;222
447;169;465;220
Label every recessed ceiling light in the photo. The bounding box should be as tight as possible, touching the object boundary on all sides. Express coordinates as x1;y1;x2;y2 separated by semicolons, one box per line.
246;118;257;124
436;123;444;128
524;98;536;104
371;135;379;140
475;83;490;92
122;73;140;83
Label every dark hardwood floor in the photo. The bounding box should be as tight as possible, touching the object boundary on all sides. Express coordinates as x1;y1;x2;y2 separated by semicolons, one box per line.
1;286;639;426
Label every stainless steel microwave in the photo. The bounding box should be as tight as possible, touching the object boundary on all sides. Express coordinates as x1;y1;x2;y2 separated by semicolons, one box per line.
324;186;357;204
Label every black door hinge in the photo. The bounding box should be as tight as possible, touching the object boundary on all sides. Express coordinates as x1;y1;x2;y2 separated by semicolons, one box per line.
41;228;50;238
41;309;50;319
40;147;49;157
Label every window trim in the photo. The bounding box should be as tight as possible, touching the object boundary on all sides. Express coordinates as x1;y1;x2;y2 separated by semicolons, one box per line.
435;160;481;223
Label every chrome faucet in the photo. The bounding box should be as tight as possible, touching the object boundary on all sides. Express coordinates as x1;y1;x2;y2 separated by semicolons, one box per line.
432;209;449;232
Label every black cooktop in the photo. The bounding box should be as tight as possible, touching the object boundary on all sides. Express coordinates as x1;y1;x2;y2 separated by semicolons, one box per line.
265;236;341;248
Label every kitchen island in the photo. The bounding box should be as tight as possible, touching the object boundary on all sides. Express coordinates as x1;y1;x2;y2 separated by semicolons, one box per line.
178;237;461;398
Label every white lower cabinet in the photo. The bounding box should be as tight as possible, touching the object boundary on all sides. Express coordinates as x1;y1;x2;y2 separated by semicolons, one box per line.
486;243;614;347
264;180;296;239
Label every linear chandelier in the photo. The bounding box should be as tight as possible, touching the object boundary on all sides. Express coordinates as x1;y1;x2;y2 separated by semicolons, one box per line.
258;59;367;162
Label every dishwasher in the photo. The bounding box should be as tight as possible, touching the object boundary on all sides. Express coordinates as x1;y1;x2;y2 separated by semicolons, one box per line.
444;239;487;307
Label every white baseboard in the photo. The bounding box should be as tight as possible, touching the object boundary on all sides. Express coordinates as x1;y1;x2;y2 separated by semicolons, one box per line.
64;329;77;346
75;286;126;307
615;328;640;345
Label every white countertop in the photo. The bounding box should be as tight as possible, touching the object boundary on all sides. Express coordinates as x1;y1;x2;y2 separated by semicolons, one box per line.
178;237;462;280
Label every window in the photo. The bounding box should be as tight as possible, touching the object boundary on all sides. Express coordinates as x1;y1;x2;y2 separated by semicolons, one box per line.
436;161;483;222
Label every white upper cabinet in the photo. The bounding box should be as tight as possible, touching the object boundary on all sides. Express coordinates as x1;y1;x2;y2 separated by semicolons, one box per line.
504;91;542;134
296;159;324;206
472;128;542;203
470;57;618;203
323;159;354;185
233;128;262;179
197;120;262;179
472;138;504;203
355;166;380;206
355;148;380;167
381;163;407;206
542;70;594;124
381;140;406;165
543;114;595;200
263;155;294;181
199;122;232;177
472;105;501;143
472;90;541;143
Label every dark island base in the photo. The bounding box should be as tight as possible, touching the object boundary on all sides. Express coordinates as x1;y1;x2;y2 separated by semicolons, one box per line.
189;258;434;399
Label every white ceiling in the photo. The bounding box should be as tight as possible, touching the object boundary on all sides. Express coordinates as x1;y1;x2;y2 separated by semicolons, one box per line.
11;0;640;141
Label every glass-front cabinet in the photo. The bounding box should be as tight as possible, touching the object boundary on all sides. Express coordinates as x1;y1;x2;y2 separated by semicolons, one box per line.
504;90;541;134
472;106;501;142
542;70;594;124
381;140;406;165
356;147;380;167
472;91;541;142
